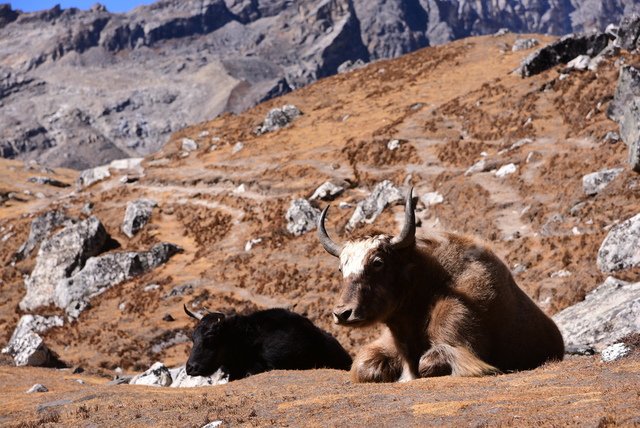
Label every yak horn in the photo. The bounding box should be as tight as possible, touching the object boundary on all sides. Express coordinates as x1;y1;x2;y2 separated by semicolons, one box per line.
390;187;416;249
184;304;203;320
317;205;343;258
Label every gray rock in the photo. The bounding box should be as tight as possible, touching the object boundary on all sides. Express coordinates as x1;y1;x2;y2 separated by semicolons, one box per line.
256;105;302;135
170;366;229;388
601;342;633;362
614;14;640;51
14;210;70;261
310;182;345;201
77;166;111;187
162;283;194;298
55;242;181;318
104;375;133;385
26;383;49;393
130;362;172;387
582;167;625;196
286;198;320;236
122;198;157;238
2;314;64;356
552;277;640;352
520;32;610;78
346;181;405;231
512;38;539;51
607;66;640;123
619;96;640;173
19;216;107;311
81;202;94;215
338;58;367;73
181;138;197;151
4;333;55;367
26;176;70;188
598;213;640;273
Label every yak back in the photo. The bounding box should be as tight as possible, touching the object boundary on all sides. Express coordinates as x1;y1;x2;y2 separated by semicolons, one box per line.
220;308;352;379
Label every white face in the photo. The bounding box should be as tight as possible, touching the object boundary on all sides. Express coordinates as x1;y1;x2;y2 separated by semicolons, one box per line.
339;237;384;278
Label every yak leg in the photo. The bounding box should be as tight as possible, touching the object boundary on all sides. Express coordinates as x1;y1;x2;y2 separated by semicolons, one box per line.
419;297;502;378
419;343;501;377
351;328;410;383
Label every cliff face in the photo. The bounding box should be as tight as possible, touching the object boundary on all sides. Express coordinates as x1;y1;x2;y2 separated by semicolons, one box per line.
0;0;637;169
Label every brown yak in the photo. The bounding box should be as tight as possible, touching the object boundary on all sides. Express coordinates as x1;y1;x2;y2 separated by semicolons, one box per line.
317;188;564;382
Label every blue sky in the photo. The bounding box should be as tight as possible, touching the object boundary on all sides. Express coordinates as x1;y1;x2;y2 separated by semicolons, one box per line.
11;0;155;13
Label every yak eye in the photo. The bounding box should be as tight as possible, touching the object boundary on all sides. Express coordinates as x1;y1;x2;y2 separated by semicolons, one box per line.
371;257;384;269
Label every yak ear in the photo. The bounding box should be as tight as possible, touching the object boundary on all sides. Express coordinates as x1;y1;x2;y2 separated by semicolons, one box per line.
205;310;225;323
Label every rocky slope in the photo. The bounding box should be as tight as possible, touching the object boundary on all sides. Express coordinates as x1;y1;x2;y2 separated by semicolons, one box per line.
1;0;639;169
0;30;639;426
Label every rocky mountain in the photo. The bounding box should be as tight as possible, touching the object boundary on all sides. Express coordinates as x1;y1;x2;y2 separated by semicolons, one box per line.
0;25;639;425
1;0;639;169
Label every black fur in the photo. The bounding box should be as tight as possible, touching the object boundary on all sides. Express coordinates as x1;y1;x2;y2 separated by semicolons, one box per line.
186;308;352;381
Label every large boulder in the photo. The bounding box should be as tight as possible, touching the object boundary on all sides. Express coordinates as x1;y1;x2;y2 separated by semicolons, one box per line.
19;216;107;311
121;198;157;238
520;32;610;78
552;277;640;352
597;213;640;273
2;315;64;353
2;333;57;367
582;167;625;196
607;66;640;123
346;181;405;230
14;210;70;261
619;97;640;173
286;199;320;236
55;242;181;318
614;14;640;51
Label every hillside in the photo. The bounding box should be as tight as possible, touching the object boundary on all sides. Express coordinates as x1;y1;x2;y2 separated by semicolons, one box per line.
0;32;639;426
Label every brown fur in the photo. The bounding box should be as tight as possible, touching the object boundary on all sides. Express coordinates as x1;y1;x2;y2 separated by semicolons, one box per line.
334;229;564;383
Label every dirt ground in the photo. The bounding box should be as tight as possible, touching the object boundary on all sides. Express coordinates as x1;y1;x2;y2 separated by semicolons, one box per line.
1;33;639;426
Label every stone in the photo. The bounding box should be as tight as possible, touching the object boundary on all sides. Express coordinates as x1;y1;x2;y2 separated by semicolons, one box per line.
421;192;444;206
338;58;366;73
607;66;640;123
614;14;640;51
582;167;625;196
14;210;70;262
4;333;55;367
26;384;49;393
495;163;517;177
181;138;197;151
130;362;173;387
552;277;640;351
512;38;539;51
567;54;591;69
77;166;111;187
2;315;64;356
520;32;610;78
310;182;345;201
55;242;181;318
601;342;632;362
163;284;194;299
619;97;640;173
597;213;640;273
26;176;70;188
256;105;302;135
170;366;229;388
346;181;405;231
286;199;320;236
121;198;157;238
19;217;107;311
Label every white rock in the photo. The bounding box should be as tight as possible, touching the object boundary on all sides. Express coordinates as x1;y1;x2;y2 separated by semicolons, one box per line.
130;362;173;387
170;366;229;388
182;138;197;151
310;182;344;201
495;163;517;177
601;343;632;362
421;192;444;206
26;383;48;393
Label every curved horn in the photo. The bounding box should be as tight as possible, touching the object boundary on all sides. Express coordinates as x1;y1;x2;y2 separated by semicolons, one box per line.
317;205;343;258
390;187;416;249
184;304;203;321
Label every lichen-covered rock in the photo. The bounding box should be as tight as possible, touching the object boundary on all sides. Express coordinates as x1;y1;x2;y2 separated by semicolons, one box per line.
130;362;173;387
601;343;632;362
14;210;70;262
55;242;181;318
4;333;55;367
597;213;640;273
607;66;640;123
286;199;320;236
19;217;107;311
2;314;64;356
582;167;625;196
552;277;640;351
122;198;157;238
614;14;640;51
346;181;405;231
310;182;345;201
170;366;229;388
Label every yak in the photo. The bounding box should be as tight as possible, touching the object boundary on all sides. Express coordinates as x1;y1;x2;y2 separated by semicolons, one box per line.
184;305;352;381
317;188;564;382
